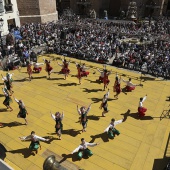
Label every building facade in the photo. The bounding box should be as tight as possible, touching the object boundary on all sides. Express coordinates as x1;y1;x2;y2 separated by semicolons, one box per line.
60;0;169;18
16;0;58;24
0;0;20;36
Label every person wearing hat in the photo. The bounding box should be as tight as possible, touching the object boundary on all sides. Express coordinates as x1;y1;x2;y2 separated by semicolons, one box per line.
138;94;147;117
72;138;99;160
104;117;125;139
19;131;49;154
77;103;92;132
14;96;28;125
2;85;13;111
51;111;64;140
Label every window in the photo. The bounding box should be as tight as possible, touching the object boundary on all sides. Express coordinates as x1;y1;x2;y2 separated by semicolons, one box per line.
4;0;12;5
4;0;13;13
0;0;4;13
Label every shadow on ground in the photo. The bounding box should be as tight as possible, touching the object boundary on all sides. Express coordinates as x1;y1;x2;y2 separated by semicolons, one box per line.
82;88;103;93
8;148;35;158
57;83;77;86
121;109;154;120
0;121;25;128
90;97;116;103
0;143;7;160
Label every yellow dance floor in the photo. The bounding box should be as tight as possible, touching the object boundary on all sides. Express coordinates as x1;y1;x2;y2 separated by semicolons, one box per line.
0;54;170;170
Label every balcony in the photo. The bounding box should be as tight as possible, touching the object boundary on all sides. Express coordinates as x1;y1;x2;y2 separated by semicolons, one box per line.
5;4;13;13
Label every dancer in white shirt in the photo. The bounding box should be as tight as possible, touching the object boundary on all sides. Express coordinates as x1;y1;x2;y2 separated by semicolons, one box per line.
2;73;14;95
2;86;13;111
100;89;109;117
122;78;136;92
14;96;28;125
33;62;44;73
97;68;104;82
72;138;99;160
77;103;91;132
104;118;125;139
51;111;64;140
80;63;90;77
138;95;147;117
58;59;70;80
19;131;49;154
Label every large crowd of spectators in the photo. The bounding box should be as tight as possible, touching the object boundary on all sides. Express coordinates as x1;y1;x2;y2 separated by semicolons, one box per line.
0;16;170;78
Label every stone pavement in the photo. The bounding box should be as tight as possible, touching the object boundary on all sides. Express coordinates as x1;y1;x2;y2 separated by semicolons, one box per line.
0;54;170;170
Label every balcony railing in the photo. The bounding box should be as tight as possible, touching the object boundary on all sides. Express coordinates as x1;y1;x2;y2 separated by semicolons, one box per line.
5;4;13;13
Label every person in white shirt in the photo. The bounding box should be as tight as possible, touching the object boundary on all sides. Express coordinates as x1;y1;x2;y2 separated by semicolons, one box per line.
72;138;99;160
77;103;92;132
33;62;44;73
58;59;70;80
100;89;109;117
2;86;13;111
104;118;125;139
122;78;136;92
51;112;64;140
138;95;147;117
1;73;14;95
13;96;28;125
97;68;104;82
19;131;49;154
80;63;90;77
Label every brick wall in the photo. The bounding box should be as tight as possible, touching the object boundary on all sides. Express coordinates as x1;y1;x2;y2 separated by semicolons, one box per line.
39;0;56;15
17;0;57;24
17;0;40;15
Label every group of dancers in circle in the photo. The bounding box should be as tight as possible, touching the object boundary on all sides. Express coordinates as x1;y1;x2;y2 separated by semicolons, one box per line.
1;57;148;159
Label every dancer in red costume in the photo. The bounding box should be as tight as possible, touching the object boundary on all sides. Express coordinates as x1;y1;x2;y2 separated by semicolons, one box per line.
80;63;90;77
113;73;121;99
33;62;44;73
44;59;53;79
138;95;147;117
103;70;111;91
27;61;33;81
58;59;70;79
97;68;104;82
76;64;82;84
122;78;136;92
